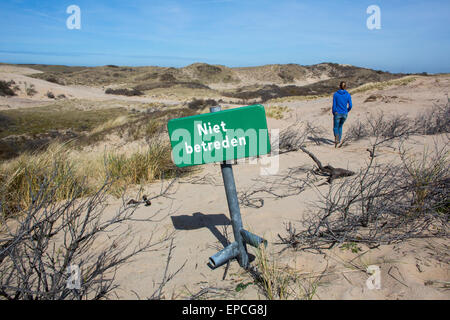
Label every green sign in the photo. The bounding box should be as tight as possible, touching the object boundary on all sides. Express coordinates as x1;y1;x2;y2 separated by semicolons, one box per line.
167;104;271;167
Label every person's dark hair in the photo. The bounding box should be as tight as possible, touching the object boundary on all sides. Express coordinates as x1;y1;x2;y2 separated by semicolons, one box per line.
339;81;347;90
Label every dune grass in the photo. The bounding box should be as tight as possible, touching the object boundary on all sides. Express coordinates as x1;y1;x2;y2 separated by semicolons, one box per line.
249;245;322;300
0;137;185;216
265;105;289;120
0;143;91;215
349;76;417;95
104;138;181;196
267;94;329;104
0;104;196;216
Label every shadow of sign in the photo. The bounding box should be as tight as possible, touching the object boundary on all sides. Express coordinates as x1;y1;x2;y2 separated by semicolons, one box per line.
171;212;231;248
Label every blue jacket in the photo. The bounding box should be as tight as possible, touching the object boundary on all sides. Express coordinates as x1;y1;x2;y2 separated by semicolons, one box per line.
332;89;352;114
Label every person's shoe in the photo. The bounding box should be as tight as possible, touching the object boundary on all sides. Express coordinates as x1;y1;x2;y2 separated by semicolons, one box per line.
334;135;339;148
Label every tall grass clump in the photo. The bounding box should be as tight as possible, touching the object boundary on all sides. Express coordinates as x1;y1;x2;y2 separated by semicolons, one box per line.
251;245;291;299
247;245;322;300
104;139;181;195
1;138;185;216
265;105;289;120
401;144;450;216
0;144;90;217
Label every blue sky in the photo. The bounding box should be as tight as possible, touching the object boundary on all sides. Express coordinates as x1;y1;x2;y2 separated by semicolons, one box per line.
0;0;449;73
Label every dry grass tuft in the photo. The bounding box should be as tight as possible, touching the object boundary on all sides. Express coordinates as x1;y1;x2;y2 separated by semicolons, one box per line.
247;245;323;300
350;76;417;95
265;105;289;119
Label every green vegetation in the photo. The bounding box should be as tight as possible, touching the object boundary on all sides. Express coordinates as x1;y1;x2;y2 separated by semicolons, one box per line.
235;281;254;292
0;138;188;216
265;105;289;119
0;144;91;215
104;139;182;196
0;104;128;139
18;63;88;73
105;88;144;96
0;102;198;216
0;101;197;161
267;76;417;103
340;242;362;253
187;98;218;110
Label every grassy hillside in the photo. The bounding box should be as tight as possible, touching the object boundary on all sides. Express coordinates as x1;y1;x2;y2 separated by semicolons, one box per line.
22;62;408;102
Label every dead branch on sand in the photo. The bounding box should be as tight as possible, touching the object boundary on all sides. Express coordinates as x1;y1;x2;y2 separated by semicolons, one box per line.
299;146;354;183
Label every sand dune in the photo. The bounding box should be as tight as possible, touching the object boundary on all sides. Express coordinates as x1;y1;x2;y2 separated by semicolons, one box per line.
0;65;181;110
1;64;448;300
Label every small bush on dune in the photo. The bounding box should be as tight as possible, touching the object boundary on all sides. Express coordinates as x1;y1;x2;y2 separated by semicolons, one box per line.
25;84;37;97
278;121;327;153
0;80;16;97
187;98;218;110
343;101;450;146
44;75;62;85
415;101;450;135
105;88;144;96
343;112;413;145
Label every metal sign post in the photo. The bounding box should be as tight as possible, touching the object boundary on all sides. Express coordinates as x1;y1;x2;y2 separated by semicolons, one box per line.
208;106;266;269
167;104;269;270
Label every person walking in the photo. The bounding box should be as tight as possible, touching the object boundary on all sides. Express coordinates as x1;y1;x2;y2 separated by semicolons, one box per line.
332;81;352;147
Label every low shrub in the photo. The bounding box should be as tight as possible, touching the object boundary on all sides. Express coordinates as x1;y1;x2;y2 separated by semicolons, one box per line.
105;88;144;96
0;80;16;96
187;98;218;110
